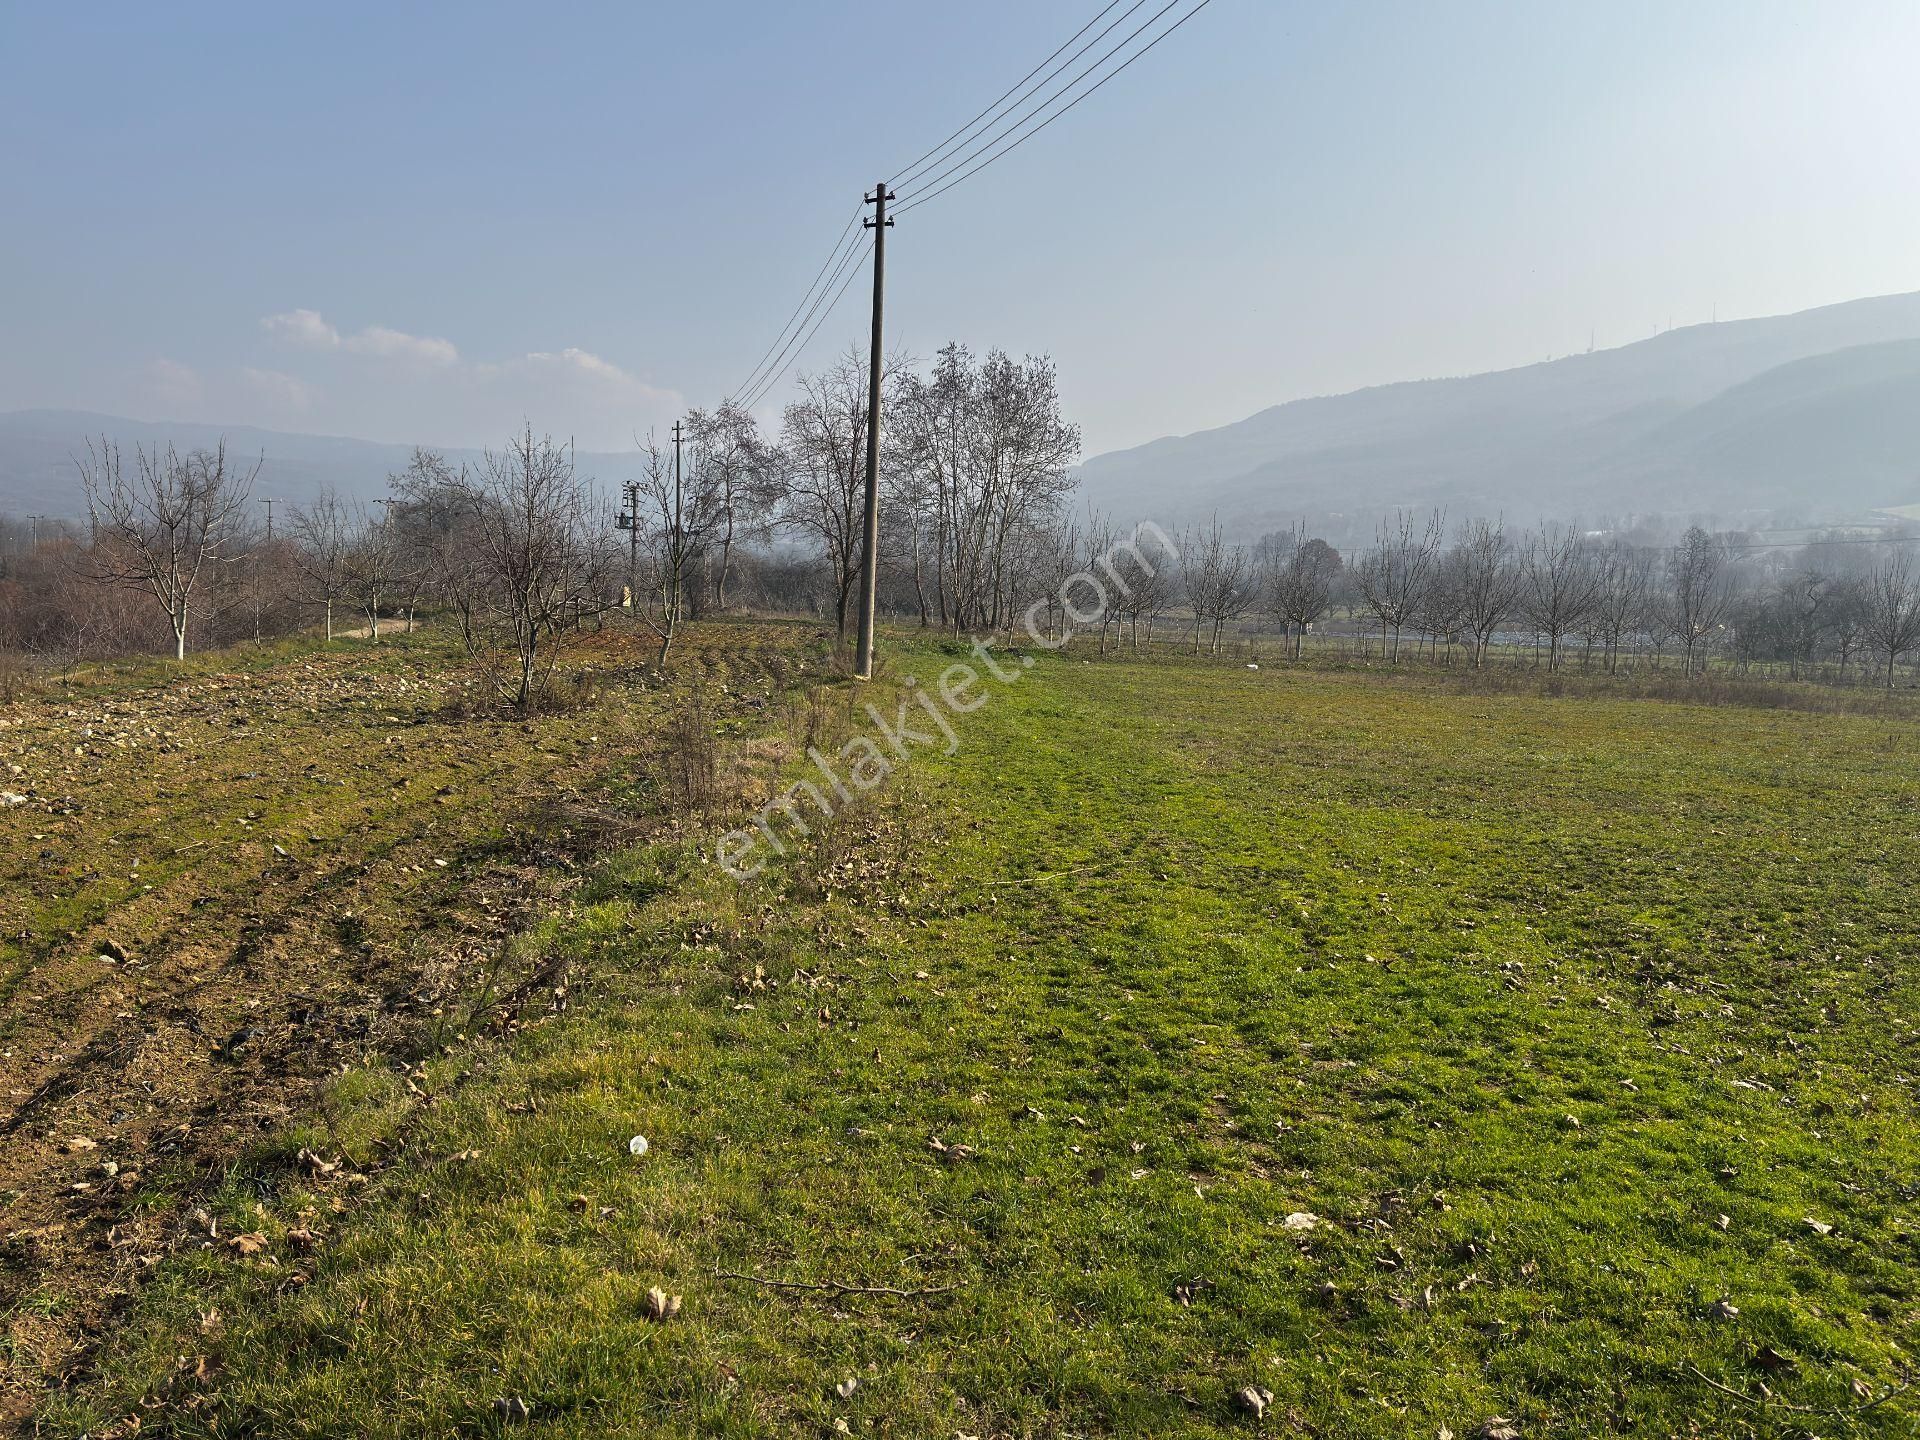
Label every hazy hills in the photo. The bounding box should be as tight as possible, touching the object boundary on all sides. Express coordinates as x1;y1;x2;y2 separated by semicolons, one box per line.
6;292;1920;533
1075;291;1920;537
0;413;645;521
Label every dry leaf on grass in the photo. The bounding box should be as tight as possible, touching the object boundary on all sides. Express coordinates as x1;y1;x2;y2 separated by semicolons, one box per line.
644;1286;683;1321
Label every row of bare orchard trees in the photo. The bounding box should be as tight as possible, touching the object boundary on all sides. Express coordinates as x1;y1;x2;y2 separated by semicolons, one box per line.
0;343;1084;700
1072;510;1920;687
47;430;618;706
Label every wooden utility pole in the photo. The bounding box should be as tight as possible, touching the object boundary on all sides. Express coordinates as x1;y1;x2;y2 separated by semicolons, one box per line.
854;180;893;680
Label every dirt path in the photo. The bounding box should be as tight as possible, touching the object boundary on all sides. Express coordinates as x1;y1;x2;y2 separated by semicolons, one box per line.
0;622;818;1426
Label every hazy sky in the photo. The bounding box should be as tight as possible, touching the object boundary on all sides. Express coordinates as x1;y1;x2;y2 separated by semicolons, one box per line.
2;1;1917;457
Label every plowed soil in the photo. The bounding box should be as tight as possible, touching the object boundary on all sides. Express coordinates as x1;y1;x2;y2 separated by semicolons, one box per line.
0;622;817;1427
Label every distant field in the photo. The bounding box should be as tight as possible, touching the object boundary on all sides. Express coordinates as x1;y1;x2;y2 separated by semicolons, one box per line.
22;628;1920;1437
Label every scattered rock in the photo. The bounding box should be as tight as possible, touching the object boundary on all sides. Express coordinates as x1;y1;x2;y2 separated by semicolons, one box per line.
1283;1212;1318;1231
1234;1384;1273;1418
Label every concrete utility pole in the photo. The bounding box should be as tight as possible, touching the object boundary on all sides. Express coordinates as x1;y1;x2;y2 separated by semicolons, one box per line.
255;498;282;641
670;420;685;627
854;180;893;681
621;480;640;609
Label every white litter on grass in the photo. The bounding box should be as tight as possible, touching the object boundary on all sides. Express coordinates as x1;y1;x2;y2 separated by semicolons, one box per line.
628;1135;650;1158
1283;1211;1319;1230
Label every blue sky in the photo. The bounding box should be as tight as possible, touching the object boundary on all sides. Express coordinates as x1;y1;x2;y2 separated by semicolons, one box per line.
2;1;1917;456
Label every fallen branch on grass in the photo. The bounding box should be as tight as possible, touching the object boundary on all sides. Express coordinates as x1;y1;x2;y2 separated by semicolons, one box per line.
712;1268;960;1298
975;866;1105;890
1686;1365;1912;1417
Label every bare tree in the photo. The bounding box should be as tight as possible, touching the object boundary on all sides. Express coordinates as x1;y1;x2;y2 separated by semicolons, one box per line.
290;484;355;641
1111;523;1177;650
1519;524;1601;671
1416;546;1471;662
467;427;616;706
778;351;872;636
1080;510;1124;653
1863;546;1920;688
1588;541;1655;673
889;344;1079;633
1828;574;1871;679
345;501;401;641
1354;509;1444;662
1031;511;1083;643
1182;517;1255;654
77;437;258;660
633;427;733;666
1263;524;1341;658
1452;518;1522;668
684;400;771;613
387;449;481;637
1667;525;1732;673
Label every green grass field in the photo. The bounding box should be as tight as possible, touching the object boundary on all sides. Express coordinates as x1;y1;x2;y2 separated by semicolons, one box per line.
33;630;1920;1438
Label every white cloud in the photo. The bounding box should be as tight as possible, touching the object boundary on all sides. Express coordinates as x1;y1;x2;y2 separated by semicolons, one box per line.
482;346;668;396
262;308;458;368
262;308;340;349
245;311;681;449
346;325;459;367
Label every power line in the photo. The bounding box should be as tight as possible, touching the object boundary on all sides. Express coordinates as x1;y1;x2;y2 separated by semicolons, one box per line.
730;205;863;404
737;230;868;412
1722;535;1917;552
737;235;874;414
896;0;1212;217
725;0;1211;416
736;227;867;412
891;0;1140;191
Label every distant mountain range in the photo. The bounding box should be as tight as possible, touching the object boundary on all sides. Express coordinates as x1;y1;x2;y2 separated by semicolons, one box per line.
7;291;1920;535
1075;291;1920;538
0;413;646;521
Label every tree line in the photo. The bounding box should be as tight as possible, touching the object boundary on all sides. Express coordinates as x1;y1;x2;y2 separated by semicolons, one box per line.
4;341;1916;693
0;342;1086;705
1044;511;1920;688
